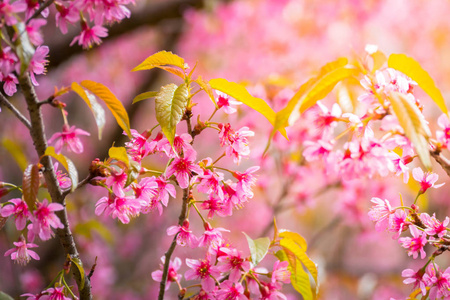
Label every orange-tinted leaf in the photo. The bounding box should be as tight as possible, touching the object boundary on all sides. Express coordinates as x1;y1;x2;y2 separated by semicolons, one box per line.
45;147;78;191
132;51;187;72
22;164;39;211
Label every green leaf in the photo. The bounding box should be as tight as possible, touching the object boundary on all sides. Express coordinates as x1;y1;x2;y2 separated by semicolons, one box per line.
108;146;130;168
132;51;187;72
195;76;217;107
74;219;114;244
70;256;86;290
276;249;314;300
80;80;132;138
209;78;287;138
45;147;78;191
22;164;40;211
388;53;448;115
2;138;28;170
132;91;158;104
72;82;106;140
125;160;141;188
243;232;270;266
389;92;432;170
0;291;14;300
155;83;189;146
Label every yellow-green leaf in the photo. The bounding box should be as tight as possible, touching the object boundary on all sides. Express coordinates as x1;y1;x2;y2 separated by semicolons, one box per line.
72;82;106;140
388;53;448;115
155;83;189;146
276;249;314;300
80;80;132;138
132;51;187;72
45;146;78;191
389;92;432;170
195;76;217;107
279;231;308;252
370;50;387;73
13;23;34;75
156;65;186;79
22;164;40;211
0;291;14;300
280;233;318;286
108;146;130;168
132;91;158;104
243;232;270;266
70;256;85;290
2;138;28;170
209;78;287;138
269;58;359;145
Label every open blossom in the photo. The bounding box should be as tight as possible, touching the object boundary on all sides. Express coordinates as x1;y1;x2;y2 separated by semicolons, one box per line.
55;2;79;34
166;219;198;248
436;113;450;146
217;248;250;282
70;23;108;49
402;268;427;296
198;222;229;248
0;73;18;96
165;150;202;189
48;124;90;154
158;133;195;158
0;0;27;25
40;286;71;300
4;235;39;265
398;225;427;259
216;91;241;114
424;265;450;300
412;167;445;194
28;199;64;241
185;258;220;292
216;281;246;300
388;209;408;239
271;261;291;284
420;213;449;238
105;169;128;195
368;197;393;231
29;45;49;86
233;166;259;199
95;191;141;224
1;198;30;230
151;256;182;290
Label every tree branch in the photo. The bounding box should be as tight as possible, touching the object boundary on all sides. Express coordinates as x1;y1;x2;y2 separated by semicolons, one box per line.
431;151;450;177
26;0;55;24
18;73;92;300
0;93;32;129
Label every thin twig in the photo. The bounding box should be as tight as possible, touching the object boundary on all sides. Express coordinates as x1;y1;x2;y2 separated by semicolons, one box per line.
431;151;450;177
0;93;31;129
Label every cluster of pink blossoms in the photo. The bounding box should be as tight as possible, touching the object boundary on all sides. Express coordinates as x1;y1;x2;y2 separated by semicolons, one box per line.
1;198;64;265
0;0;135;97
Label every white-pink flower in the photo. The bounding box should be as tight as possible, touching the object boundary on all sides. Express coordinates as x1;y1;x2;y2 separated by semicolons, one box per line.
412;167;444;194
4;235;39;265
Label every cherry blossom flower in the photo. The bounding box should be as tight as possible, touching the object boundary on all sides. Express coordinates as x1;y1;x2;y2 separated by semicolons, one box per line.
436;113;450;146
412;167;445;194
48;124;90;154
166;220;198;248
132;177;158;213
16;0;49;20
420;213;449;239
1;198;30;230
216;91;241;114
165;151;202;189
102;192;141;224
70;23;108;49
402;268;427;296
0;73;18;96
125;129;153;161
217;247;250;282
28;199;64;241
196;169;224;200
151;256;182;290
54;163;71;189
29;45;49;86
40;286;71;300
185;258;220;292
0;47;18;75
55;2;79;34
24;19;46;46
424;265;450;300
158;133;195;158
216;281;246;300
198;222;229;247
368;197;393;232
4;235;39;265
200;195;225;219
0;0;27;26
388;209;409;239
271;261;291;284
398;225;427;259
233;166;259;199
154;176;176;207
105;169;128;195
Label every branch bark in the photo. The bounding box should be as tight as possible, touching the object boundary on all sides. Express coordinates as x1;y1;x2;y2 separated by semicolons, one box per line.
18;73;92;300
0;92;31;129
431;151;450;177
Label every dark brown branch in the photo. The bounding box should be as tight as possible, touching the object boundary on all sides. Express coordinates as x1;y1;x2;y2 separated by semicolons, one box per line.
431;151;450;177
0;93;32;129
47;0;208;69
18;73;92;300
